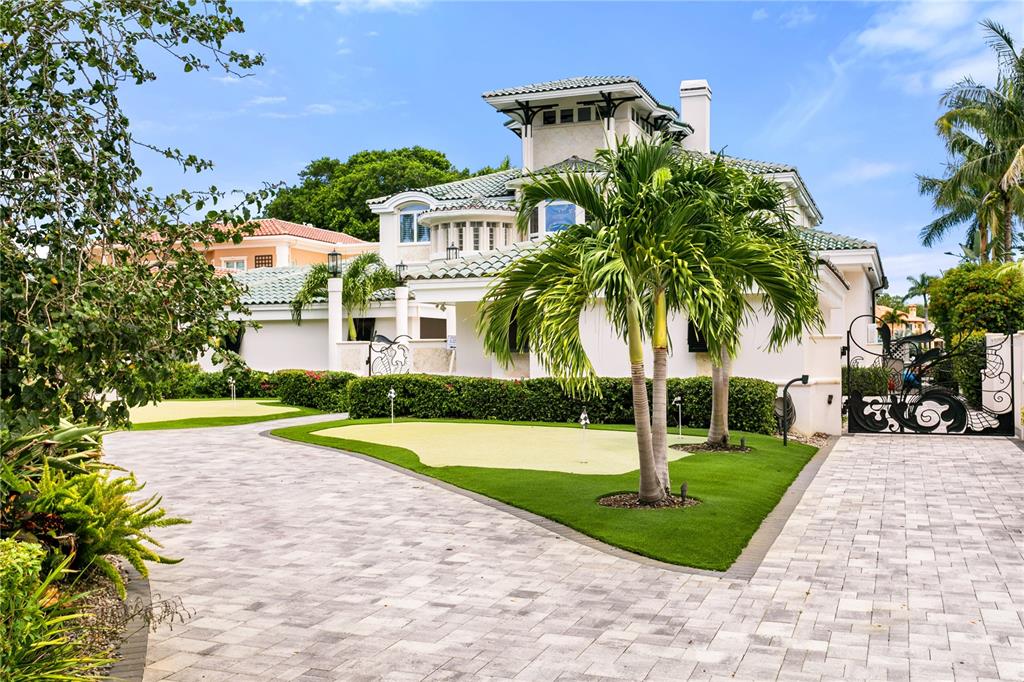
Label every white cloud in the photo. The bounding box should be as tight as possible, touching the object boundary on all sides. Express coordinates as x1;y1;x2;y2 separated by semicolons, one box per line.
212;74;265;87
857;1;973;55
829;160;907;186
305;103;336;115
882;251;960;294
929;50;999;90
762;56;849;145
336;36;353;55
247;96;286;106
780;6;815;28
335;0;422;13
751;8;768;22
366;30;380;37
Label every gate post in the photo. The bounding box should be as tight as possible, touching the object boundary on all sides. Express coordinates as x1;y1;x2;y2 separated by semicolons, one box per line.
1014;331;1023;439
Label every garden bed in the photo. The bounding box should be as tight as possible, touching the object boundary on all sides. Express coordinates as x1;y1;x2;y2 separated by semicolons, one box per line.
272;419;817;571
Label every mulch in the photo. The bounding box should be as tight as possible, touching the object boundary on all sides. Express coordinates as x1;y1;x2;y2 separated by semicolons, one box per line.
597;492;701;509
671;442;751;453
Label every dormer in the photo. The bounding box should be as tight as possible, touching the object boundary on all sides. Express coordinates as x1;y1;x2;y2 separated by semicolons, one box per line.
483;76;692;171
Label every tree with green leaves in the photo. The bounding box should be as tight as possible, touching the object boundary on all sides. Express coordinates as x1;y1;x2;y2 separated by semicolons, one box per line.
925;19;1024;261
1;0;273;431
918;172;1005;262
904;273;936;322
681;160;822;446
266;151;511;242
875;293;908;311
291;253;398;340
477;137;734;502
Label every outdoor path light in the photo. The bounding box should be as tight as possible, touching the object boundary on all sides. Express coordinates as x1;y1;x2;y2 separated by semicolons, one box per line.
579;408;589;429
387;387;396;424
782;375;809;446
672;395;682;437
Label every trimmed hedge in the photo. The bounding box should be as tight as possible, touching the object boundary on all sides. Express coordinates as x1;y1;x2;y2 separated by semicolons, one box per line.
160;363;278;399
276;370;356;413
347;374;778;434
841;365;889;396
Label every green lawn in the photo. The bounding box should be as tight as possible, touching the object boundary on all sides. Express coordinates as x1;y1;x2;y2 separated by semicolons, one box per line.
272;419;817;571
129;399;322;431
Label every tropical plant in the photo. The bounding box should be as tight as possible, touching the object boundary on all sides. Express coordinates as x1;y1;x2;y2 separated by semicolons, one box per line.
1;539;112;681
477;136;731;502
929;261;1024;340
677;158;822;445
904;273;936;322
918;172;1004;262
290;253;398;340
1;422;106;484
925;19;1024;261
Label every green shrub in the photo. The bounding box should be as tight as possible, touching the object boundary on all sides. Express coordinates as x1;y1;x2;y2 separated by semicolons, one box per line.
929;263;1024;340
347;374;779;434
1;425;189;597
277;370;356;412
842;365;890;396
160;364;278;399
0;540;111;680
951;332;987;408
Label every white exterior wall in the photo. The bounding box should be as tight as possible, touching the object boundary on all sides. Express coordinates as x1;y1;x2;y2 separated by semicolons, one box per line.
378;212;400;267
453;301;491;377
241;319;330;372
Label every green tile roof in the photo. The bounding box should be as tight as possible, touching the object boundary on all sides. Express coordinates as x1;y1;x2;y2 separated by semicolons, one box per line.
484;76;650;99
231;266;404;306
420;197;516;217
798;228;876;251
408;229;874;282
535;156;604;174
367;168;522;206
406;243;540;281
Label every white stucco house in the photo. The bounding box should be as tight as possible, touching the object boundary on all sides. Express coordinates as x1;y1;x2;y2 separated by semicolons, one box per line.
222;75;887;435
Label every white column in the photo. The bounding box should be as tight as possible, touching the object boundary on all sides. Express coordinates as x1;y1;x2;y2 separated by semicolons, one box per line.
446;305;457;338
395;286;410;339
275;241;291;267
327;277;343;371
605;112;617;150
522;124;534;171
408;304;421;340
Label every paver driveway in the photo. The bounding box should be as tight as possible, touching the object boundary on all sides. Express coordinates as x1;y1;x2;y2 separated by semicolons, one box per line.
105;417;1024;681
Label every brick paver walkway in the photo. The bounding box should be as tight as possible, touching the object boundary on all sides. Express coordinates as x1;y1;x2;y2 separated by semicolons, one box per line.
105;419;1024;681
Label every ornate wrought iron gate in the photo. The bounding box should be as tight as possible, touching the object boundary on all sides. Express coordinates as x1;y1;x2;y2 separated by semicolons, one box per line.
843;314;1014;436
367;334;412;376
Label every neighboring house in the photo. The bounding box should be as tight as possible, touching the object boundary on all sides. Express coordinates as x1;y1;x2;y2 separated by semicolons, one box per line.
205;218;375;272
215;75;888;435
874;304;932;339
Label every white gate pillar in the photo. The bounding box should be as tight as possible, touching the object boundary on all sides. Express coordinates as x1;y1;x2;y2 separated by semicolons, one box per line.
327;278;343;371
395;286;410;339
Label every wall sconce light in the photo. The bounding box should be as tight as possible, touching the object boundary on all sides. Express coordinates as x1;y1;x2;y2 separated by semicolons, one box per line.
446;244;459;260
327;250;342;277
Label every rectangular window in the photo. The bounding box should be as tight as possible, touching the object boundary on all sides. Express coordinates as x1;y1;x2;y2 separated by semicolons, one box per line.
486;221;498;249
400;213;415;243
687;321;708;353
528;209;539;238
577;107;592;122
253;254;273;268
455;221;466;249
560;108;573;124
544;203;576;232
470;221;482;250
542;110;556;125
417;222;430;243
222;258;246;271
502;222;513;243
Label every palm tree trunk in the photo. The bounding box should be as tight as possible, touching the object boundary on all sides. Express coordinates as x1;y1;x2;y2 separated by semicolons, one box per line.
347;317;357;341
1001;192;1013;262
627;300;663;503
651;291;670;492
707;346;731;445
980;224;989;263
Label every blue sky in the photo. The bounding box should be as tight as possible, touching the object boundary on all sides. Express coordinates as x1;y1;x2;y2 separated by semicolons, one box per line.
124;0;1023;296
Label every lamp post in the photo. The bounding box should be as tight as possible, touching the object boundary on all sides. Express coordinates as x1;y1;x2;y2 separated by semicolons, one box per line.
672;395;682;437
395;261;407;283
782;375;809;446
327;250;344;371
387;387;396;424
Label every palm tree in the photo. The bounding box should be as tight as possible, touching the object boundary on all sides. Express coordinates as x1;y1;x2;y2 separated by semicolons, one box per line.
477;136;726;502
933;19;1024;261
918;171;1002;263
678;159;823;445
904;273;936;324
291;252;397;340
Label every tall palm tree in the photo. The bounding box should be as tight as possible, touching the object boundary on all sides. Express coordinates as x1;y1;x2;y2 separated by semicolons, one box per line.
477;136;726;502
933;19;1024;261
918;171;1002;263
904;273;936;323
291;252;397;340
678;158;823;445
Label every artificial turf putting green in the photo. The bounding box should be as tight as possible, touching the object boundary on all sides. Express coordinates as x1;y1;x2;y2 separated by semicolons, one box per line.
273;419;818;571
311;422;704;474
128;399;318;431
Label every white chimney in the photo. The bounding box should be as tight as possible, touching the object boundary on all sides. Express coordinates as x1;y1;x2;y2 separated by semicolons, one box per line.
679;79;712;154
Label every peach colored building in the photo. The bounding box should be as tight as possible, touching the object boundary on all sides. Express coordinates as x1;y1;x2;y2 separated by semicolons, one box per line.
205;218;376;272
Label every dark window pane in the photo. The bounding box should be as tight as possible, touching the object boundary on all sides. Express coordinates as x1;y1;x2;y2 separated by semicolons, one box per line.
400;213;414;242
254;254;273;268
560;108;573;124
687;321;708;353
542;110;556;125
577;107;591;122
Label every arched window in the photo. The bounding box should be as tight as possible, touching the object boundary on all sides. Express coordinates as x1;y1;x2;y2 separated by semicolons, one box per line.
399;204;430;243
